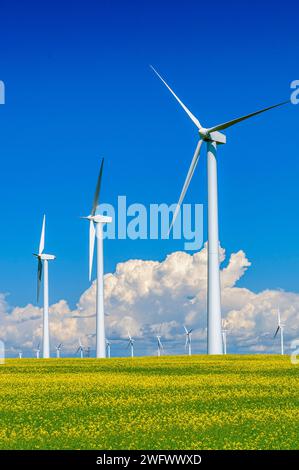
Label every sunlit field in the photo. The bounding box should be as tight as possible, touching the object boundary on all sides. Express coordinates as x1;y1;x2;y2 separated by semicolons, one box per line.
0;356;298;450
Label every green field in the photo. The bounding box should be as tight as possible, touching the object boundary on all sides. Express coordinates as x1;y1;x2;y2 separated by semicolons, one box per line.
0;356;298;449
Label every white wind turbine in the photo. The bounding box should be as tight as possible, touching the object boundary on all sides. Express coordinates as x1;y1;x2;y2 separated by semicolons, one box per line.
18;351;23;359
82;159;112;358
274;309;285;355
106;339;111;358
127;332;135;358
34;215;55;359
184;326;193;356
34;343;40;359
156;335;164;357
151;66;288;355
76;338;84;359
56;343;63;358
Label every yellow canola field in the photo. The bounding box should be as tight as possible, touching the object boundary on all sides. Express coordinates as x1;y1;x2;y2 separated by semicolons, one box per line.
0;355;298;449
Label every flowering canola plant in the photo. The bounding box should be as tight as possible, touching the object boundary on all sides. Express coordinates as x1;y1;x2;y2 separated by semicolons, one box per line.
0;355;298;449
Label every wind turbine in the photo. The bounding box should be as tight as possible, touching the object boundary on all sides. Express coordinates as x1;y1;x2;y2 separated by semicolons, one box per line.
76;338;84;359
33;215;55;358
106;339;111;358
56;343;63;358
18;351;22;359
82;159;112;358
127;332;135;358
222;319;228;355
156;335;164;357
34;343;40;359
151;66;288;355
184;325;193;356
274;309;285;355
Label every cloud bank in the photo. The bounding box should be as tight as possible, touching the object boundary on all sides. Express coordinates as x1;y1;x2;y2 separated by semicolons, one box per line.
1;244;299;356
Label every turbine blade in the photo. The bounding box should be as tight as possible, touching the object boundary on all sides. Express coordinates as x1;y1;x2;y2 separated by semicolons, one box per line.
274;326;280;338
89;220;96;281
207;101;289;134
150;65;202;130
183;325;188;334
37;258;43;302
169;139;203;234
91;159;104;216
39;215;46;254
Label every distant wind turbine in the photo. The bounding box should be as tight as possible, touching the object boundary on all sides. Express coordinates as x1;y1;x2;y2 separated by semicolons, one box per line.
56;343;63;358
156;335;164;357
81;159;112;358
127;332;135;358
34;343;40;359
18;351;22;359
106;339;111;358
184;326;193;356
76;338;84;359
222;319;228;355
151;65;288;355
274;309;285;355
33;215;55;358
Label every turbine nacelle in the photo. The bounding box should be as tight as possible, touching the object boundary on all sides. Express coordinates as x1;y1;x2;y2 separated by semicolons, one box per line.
84;214;112;224
33;253;56;261
199;128;227;144
39;253;56;261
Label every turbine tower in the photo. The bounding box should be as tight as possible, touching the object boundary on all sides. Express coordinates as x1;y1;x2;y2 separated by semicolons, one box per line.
274;309;285;355
127;332;135;358
82;159;112;358
56;343;62;358
184;326;193;356
156;335;164;357
34;215;55;359
18;351;22;359
151;66;288;354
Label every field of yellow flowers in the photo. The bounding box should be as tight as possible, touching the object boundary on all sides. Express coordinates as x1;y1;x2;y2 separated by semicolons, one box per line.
0;355;298;449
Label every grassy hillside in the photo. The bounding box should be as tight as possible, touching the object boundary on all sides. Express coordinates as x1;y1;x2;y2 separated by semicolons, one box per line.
0;356;298;449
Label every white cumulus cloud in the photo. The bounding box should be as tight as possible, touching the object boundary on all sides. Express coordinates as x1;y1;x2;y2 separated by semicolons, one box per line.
1;244;299;356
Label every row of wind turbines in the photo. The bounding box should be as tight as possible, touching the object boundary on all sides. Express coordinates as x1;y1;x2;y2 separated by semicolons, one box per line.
17;312;285;358
32;66;289;359
19;326;194;359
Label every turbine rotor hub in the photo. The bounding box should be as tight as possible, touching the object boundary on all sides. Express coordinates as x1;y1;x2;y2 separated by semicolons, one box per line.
199;127;209;140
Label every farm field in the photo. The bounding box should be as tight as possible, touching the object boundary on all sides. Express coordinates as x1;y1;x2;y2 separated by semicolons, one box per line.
0;355;298;450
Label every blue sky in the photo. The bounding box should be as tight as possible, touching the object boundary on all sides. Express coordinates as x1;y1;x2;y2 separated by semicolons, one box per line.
0;0;298;310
